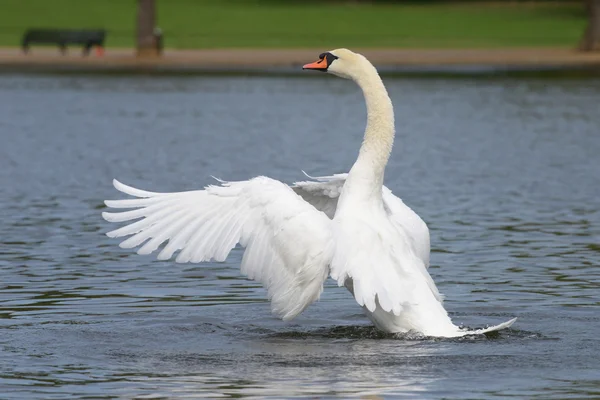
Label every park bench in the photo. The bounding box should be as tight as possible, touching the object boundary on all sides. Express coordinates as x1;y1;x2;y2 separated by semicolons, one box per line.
22;29;107;55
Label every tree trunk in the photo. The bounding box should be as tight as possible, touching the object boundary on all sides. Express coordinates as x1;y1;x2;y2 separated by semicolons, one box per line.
580;0;600;51
136;0;158;57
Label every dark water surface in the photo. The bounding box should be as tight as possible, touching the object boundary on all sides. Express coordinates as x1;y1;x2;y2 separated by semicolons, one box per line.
1;74;599;399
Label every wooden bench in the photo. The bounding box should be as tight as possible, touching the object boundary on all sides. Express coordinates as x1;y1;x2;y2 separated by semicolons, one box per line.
22;29;107;56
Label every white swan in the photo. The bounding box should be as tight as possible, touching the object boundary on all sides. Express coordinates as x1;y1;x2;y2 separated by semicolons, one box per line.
102;49;515;337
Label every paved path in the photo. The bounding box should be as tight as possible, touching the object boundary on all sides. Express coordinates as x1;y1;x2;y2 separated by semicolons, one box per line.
1;47;599;73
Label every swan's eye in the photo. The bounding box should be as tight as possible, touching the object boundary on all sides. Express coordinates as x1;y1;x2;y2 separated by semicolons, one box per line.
323;52;339;66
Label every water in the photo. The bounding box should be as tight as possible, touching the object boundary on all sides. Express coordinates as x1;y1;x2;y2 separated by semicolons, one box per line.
0;73;599;399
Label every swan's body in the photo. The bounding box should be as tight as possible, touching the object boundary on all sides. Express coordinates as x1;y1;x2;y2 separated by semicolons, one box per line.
102;49;515;337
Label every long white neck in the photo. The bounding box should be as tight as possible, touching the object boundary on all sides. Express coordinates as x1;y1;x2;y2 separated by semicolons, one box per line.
344;62;395;202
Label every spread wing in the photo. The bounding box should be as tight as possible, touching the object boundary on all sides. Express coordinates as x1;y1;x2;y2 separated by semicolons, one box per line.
102;177;334;320
292;172;430;267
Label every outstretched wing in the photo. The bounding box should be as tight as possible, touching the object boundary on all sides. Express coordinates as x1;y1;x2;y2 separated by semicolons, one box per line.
292;172;430;267
102;176;334;320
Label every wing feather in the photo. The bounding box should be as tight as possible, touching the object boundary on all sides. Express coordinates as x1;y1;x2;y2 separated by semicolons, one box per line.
137;209;190;255
294;172;441;314
103;177;334;320
293;172;430;267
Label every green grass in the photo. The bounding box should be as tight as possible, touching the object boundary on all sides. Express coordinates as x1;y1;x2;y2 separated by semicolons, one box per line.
0;0;586;49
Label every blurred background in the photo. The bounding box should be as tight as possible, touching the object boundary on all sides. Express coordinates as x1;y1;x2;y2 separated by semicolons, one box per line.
0;0;597;52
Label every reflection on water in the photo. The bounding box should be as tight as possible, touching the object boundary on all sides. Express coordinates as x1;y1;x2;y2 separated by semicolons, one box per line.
0;74;599;399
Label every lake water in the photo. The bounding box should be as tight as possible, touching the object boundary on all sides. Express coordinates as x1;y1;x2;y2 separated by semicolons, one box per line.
0;73;599;399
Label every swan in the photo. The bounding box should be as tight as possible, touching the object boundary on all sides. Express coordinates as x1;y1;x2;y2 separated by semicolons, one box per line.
102;48;515;337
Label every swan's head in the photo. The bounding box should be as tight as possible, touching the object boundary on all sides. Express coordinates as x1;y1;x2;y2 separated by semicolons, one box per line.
303;48;371;80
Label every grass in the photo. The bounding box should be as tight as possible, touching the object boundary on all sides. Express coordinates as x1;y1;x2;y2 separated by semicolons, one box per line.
0;0;586;49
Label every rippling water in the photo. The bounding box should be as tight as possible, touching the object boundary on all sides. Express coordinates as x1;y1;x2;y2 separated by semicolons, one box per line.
0;73;599;399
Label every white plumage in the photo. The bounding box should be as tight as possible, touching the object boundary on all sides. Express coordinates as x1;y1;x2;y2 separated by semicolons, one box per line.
104;177;333;321
102;48;515;337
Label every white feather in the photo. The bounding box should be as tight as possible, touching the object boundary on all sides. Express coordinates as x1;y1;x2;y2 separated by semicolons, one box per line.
103;177;334;321
293;173;430;268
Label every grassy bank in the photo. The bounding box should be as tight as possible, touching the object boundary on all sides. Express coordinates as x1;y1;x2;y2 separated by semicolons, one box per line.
0;0;585;49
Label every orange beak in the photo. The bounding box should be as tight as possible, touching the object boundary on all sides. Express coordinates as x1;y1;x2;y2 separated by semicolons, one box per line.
303;57;328;71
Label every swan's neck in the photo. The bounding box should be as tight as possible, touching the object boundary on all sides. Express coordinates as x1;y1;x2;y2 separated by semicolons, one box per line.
346;65;395;201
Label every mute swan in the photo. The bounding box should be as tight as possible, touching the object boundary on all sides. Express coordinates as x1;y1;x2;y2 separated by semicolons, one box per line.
102;49;515;337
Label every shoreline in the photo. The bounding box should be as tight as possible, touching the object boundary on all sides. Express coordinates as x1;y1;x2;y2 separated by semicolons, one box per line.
1;47;600;75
